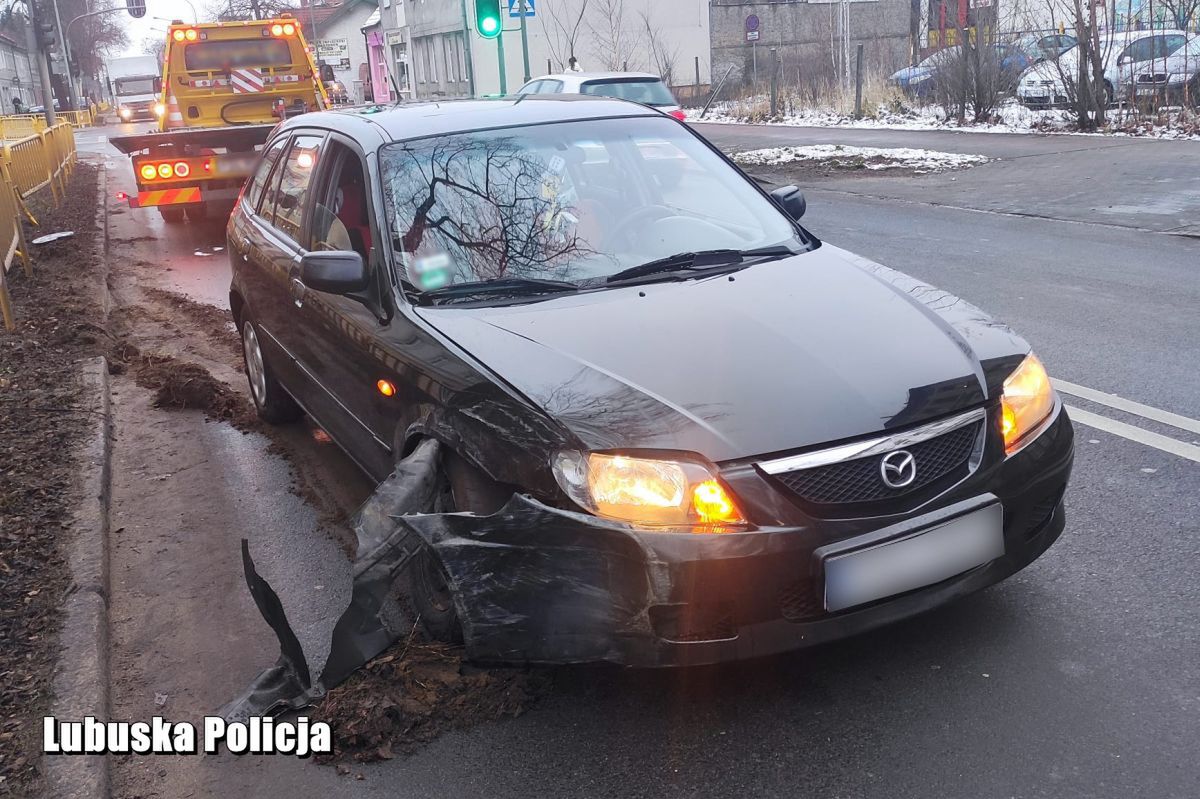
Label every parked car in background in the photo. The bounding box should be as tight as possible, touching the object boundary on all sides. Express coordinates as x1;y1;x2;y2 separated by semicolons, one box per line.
1133;34;1200;105
515;71;686;120
889;44;1032;98
1017;29;1189;107
1009;32;1077;63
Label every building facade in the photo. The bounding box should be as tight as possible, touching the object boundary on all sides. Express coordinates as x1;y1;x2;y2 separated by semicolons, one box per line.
363;0;712;101
301;0;378;104
0;29;42;113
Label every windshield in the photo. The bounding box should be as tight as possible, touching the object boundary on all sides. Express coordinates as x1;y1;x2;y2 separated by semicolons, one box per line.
579;79;677;106
183;39;293;71
381;116;800;294
115;77;157;96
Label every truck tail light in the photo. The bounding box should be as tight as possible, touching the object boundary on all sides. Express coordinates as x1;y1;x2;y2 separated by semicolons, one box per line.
139;164;158;181
157;163;174;179
173;161;190;178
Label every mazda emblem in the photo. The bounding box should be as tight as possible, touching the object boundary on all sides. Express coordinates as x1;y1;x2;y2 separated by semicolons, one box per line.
880;450;917;489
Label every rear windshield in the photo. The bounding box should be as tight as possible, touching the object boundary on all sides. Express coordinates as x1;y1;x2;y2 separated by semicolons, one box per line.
579;78;676;106
115;77;158;96
183;39;293;71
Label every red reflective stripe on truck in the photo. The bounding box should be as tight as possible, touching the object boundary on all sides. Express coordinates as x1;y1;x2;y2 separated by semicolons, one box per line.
136;187;202;207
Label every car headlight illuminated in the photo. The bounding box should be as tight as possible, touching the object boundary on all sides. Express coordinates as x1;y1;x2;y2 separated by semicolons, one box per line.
1000;354;1055;454
154;102;166;117
553;451;746;530
119;106;131;118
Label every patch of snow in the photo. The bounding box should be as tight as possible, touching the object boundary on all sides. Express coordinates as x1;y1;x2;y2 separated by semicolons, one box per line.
697;98;1200;140
732;144;990;173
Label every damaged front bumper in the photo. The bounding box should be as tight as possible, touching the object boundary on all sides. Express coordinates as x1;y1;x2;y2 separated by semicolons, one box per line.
412;412;1072;667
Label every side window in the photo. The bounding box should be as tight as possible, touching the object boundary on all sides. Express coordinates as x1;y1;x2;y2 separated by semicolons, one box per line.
310;141;374;265
1160;35;1186;57
1120;39;1154;63
266;134;324;243
516;80;542;95
244;137;288;212
540;80;563;93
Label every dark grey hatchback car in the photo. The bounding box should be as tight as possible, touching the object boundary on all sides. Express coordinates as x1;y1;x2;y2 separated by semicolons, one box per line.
227;96;1073;667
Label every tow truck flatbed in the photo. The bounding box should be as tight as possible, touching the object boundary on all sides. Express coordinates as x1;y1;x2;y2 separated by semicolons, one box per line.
108;123;276;155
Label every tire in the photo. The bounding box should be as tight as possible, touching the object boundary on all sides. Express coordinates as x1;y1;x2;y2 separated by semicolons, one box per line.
1103;81;1114;107
240;318;303;424
184;202;208;222
158;206;185;224
408;451;506;645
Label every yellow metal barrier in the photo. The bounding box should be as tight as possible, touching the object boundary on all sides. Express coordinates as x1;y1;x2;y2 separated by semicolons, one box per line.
0;121;77;329
59;109;95;128
0;114;48;140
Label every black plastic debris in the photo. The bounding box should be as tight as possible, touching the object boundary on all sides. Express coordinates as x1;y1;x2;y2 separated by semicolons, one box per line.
222;438;443;719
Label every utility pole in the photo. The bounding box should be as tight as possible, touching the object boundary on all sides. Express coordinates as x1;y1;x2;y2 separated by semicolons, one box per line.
496;29;507;94
518;0;531;84
49;0;72;110
27;0;57;124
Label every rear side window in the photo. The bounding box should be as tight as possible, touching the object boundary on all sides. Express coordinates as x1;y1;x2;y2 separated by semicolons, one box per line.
245;137;288;212
263;134;324;242
516;80;542;94
1161;35;1187;57
539;80;563;93
183;39;293;71
579;79;676;106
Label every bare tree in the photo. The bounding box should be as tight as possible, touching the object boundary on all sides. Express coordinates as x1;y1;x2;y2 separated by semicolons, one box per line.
539;0;590;71
639;10;679;85
1157;0;1200;29
59;0;129;79
588;0;639;71
209;0;294;22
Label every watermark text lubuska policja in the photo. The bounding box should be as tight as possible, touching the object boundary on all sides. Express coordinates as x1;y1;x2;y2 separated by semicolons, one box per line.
44;716;331;757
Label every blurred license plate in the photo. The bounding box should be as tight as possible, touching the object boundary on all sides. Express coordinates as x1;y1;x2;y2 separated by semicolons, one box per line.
214;154;259;176
824;504;1003;612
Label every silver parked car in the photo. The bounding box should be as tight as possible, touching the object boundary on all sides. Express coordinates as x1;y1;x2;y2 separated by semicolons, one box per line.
1017;29;1189;107
515;71;687;120
1134;34;1200;104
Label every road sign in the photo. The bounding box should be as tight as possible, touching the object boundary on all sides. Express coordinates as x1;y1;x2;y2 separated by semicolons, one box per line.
508;0;535;17
126;0;146;19
745;14;760;32
745;30;760;43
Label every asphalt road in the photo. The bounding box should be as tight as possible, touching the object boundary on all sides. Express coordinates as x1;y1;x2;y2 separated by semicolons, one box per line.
86;120;1199;798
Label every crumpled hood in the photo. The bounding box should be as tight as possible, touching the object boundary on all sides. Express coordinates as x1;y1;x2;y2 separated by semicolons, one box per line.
418;245;1028;463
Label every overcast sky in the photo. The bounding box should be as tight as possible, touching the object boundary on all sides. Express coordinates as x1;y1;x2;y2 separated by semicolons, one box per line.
118;0;220;57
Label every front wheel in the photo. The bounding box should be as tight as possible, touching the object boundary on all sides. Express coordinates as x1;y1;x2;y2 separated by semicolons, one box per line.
241;319;303;424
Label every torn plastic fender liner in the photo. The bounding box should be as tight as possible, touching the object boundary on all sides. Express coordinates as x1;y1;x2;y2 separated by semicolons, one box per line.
398;495;659;665
222;438;443;720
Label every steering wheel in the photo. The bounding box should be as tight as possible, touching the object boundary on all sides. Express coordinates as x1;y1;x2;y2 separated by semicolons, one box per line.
605;204;675;250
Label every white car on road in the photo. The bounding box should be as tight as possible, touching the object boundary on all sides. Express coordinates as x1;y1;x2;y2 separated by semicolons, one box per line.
1017;29;1189;107
515;71;687;120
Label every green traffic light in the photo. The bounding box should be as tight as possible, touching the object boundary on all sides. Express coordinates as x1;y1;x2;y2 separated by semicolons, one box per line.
476;0;502;38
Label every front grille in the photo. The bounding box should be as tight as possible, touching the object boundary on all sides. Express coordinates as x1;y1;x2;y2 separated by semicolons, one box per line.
773;421;980;506
779;579;823;622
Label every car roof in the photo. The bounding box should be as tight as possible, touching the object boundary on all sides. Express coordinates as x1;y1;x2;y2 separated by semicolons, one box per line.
531;71;662;82
280;95;661;144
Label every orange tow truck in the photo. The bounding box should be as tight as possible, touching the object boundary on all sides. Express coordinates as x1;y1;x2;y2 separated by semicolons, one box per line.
110;17;329;222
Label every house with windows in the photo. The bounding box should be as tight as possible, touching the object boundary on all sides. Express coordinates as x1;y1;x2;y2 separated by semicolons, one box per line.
0;28;42;113
297;0;378;104
362;0;710;101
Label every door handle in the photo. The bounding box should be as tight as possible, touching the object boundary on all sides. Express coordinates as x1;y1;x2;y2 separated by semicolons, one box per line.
290;277;306;308
241;236;251;261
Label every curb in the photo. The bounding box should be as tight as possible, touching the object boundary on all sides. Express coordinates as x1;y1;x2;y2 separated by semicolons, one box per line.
44;357;112;799
45;161;113;799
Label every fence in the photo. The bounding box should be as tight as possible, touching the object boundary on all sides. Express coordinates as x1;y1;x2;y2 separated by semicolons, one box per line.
0;109;95;140
0;121;77;330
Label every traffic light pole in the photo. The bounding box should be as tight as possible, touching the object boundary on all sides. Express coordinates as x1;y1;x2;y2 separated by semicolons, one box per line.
496;29;507;95
518;0;530;84
26;0;57;124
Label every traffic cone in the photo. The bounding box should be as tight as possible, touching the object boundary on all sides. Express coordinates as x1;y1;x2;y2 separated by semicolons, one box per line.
164;94;184;130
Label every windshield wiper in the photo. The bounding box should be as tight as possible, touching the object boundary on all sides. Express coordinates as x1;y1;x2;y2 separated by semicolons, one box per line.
605;245;798;284
418;276;578;305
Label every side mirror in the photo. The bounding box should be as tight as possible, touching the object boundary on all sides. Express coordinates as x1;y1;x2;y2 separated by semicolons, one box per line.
301;251;368;295
770;185;807;221
320;63;336;83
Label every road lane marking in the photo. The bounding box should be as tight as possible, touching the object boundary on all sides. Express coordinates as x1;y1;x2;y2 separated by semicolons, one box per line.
1066;406;1200;463
1054;379;1200;436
